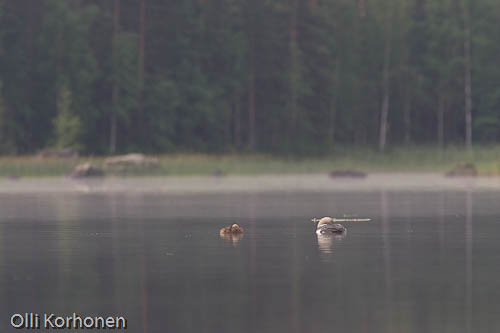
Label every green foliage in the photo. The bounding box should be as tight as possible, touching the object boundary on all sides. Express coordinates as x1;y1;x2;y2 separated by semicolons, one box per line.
53;84;82;150
142;76;179;152
0;81;15;154
35;0;99;152
0;0;498;155
4;145;500;177
113;31;139;123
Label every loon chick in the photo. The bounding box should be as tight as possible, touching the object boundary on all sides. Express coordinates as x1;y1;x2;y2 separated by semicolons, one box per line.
312;217;346;235
219;223;244;236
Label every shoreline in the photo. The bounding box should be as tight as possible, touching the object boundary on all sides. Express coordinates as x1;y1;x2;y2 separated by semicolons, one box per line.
0;147;499;178
1;173;500;194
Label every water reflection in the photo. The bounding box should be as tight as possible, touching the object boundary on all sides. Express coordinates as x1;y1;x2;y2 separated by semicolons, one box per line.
316;232;346;255
465;191;473;333
380;191;393;333
219;232;244;247
69;178;107;193
0;191;497;332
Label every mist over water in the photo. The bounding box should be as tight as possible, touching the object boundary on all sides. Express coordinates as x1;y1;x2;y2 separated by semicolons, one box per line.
0;179;499;332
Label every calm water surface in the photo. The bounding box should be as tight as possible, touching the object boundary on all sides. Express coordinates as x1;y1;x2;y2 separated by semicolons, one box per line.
0;188;499;332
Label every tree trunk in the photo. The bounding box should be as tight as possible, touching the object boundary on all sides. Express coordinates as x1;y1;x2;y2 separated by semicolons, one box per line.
248;70;256;150
137;0;145;144
246;3;256;150
233;98;241;148
358;0;367;18
26;0;34;93
437;95;444;148
110;0;120;154
288;0;299;147
379;0;393;152
308;0;317;11
463;0;472;149
402;0;411;144
328;57;340;146
403;87;411;144
138;0;146;90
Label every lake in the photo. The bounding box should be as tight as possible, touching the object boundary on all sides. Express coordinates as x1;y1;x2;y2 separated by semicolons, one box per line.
0;175;499;332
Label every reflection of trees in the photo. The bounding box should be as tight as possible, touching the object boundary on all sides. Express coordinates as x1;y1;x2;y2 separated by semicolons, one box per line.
381;191;393;333
54;195;117;315
0;191;497;332
52;195;144;329
465;191;472;333
109;194;148;332
291;209;300;333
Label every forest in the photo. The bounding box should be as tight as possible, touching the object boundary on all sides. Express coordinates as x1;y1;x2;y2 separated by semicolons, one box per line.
0;0;497;155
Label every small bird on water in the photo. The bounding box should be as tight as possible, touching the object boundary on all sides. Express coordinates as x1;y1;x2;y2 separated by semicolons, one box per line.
219;223;244;236
311;216;371;235
219;224;244;246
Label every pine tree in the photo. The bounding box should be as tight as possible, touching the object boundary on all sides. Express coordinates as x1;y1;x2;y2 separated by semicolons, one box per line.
53;83;82;149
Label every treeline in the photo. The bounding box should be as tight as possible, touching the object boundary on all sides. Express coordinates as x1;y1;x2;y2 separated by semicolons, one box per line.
0;0;497;155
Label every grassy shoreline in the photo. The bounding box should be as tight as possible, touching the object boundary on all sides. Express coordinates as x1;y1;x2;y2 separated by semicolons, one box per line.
0;146;499;177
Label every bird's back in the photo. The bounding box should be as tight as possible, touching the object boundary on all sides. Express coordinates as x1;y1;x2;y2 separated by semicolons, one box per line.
316;223;346;235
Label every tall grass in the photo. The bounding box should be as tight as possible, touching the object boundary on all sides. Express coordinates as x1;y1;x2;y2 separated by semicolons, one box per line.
0;145;499;177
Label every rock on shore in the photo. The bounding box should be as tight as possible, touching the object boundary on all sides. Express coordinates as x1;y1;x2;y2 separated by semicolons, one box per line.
70;162;104;178
445;162;477;177
104;154;159;169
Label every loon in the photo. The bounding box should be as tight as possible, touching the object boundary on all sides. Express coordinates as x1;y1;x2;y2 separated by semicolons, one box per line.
312;217;346;235
312;216;371;235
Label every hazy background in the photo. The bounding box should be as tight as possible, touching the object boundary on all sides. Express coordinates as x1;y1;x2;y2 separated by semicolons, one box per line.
0;0;493;156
